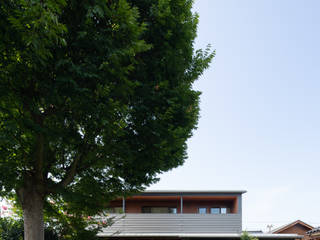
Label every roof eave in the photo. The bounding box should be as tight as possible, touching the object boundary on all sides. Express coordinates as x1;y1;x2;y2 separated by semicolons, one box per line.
143;190;247;194
97;233;302;239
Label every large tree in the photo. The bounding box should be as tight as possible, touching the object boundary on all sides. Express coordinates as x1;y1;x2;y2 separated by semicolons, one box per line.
0;0;214;239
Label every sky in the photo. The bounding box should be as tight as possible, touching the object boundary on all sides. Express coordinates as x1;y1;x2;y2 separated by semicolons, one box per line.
148;0;320;232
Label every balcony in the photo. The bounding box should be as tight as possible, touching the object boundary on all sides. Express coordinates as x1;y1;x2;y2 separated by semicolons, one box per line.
98;213;242;235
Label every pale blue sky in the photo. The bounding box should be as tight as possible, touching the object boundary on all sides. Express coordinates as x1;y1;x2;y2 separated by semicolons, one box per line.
149;0;320;231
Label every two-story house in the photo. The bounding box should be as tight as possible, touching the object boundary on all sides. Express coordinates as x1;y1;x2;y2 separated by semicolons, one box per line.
97;190;302;240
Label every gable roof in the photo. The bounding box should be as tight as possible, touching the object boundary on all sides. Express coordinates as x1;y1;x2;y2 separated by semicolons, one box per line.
272;220;314;234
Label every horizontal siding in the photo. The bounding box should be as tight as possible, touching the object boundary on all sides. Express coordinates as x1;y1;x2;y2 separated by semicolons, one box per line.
99;214;241;235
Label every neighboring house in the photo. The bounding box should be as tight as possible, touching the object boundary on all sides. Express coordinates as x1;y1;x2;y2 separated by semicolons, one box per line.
271;220;314;240
97;190;302;240
307;227;320;240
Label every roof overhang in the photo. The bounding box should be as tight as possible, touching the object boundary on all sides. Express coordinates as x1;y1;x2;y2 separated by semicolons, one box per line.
110;190;247;201
137;190;247;196
251;233;303;239
144;190;247;194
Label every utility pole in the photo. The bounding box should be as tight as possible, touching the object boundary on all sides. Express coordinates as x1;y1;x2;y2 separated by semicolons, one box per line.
267;224;274;232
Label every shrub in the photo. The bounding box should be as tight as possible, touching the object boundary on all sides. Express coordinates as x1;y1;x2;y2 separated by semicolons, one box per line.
0;218;23;240
241;231;259;240
0;218;59;240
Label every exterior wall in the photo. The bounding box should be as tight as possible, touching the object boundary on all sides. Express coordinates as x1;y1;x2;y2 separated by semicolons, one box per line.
109;196;239;214
181;199;234;213
126;200;180;213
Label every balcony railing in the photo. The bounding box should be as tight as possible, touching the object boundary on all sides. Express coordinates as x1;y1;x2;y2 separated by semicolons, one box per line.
98;213;242;235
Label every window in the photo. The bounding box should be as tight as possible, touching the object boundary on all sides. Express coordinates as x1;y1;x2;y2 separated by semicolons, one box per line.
210;207;220;214
198;208;207;214
169;208;177;214
221;207;227;214
210;207;230;214
141;207;177;214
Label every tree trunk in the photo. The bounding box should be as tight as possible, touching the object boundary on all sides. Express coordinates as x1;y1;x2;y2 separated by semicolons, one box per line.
18;185;45;240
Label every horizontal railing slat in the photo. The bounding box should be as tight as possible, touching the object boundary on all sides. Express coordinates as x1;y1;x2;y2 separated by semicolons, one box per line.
98;214;241;235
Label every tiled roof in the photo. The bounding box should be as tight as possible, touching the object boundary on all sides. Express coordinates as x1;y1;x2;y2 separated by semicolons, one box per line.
307;227;320;235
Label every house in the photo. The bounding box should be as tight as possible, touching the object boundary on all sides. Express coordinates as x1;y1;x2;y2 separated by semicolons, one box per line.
307;227;320;240
271;220;314;240
97;190;302;240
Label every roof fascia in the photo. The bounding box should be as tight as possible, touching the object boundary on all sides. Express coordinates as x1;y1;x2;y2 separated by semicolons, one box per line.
273;220;314;233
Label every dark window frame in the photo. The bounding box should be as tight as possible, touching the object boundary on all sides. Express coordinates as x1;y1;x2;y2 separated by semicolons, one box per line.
210;207;230;214
210;207;220;214
141;206;178;214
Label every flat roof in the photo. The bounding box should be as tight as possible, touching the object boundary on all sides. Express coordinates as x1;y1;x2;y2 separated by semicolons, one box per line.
252;233;303;239
97;233;301;239
142;190;247;194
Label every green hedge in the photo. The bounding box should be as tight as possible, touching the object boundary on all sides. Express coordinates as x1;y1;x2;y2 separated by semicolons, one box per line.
0;218;59;240
0;218;23;240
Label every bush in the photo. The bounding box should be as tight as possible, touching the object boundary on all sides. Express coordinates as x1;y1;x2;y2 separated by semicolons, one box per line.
0;218;59;240
0;218;23;240
241;231;259;240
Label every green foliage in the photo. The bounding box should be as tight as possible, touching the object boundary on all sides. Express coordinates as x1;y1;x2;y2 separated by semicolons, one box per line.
44;198;104;240
0;217;59;240
46;216;99;240
0;216;92;240
241;231;259;240
0;218;23;240
0;0;214;237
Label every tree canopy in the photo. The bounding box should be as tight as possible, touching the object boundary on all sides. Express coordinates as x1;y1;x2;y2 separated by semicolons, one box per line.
0;0;214;239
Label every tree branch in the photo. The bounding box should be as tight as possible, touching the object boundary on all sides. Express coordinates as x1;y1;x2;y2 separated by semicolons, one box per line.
59;154;80;188
34;134;45;182
42;104;56;117
58;143;91;188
